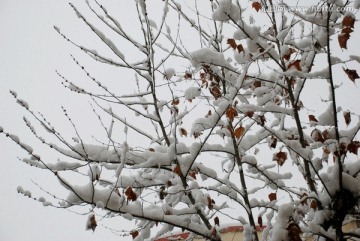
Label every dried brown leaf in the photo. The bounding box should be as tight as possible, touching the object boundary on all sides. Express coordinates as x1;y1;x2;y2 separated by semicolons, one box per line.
234;126;245;139
273;151;287;166
179;128;188;137
252;2;262;12
309;115;319;123
343;68;359;82
342;15;355;28
268;192;277;201
226;106;238;122
214;216;220;226
227;39;237;49
343;111;351;126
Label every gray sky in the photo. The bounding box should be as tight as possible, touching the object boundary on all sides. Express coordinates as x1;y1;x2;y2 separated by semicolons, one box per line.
0;1;131;240
1;1;359;241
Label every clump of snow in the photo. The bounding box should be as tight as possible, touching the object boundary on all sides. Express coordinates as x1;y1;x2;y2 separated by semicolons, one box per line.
184;87;201;100
164;68;175;80
88;164;101;182
318;104;335;126
212;0;240;21
189;48;231;69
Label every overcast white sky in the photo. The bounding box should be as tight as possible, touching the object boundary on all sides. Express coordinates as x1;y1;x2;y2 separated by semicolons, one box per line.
0;1;359;241
0;1;134;240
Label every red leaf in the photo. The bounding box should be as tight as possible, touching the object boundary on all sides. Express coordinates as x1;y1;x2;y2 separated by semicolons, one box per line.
237;44;244;53
227;39;237;49
343;68;359;83
210;85;222;99
253;80;262;89
173;164;183;177
184;72;192;80
252;2;262;12
245;111;254;118
214;216;220;226
273;151;287;166
311;129;325;143
207;196;215;210
348;141;360;155
287;223;302;241
130;230;139;239
268;192;277;201
189;170;198;179
338;30;351;49
310;200;318;210
282;48;296;61
234;126;245;139
342;15;355;28
171;98;180;105
309;115;319;123
288;59;302;71
226;106;238;122
125;187;137;202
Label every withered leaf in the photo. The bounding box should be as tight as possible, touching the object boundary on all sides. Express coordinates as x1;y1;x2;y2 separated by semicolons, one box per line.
268;192;277;201
308;115;319;123
171;98;180;105
237;44;244;53
338;31;351;49
214;216;220;226
252;2;262;12
131;230;139;239
283;48;296;61
86;214;97;231
348;141;360;155
311;129;325;143
159;186;167;200
270;135;278;148
300;193;308;205
189;170;198;179
226;106;238;122
245;111;254;118
343;111;351;126
234;126;245;139
227;38;237;49
179;128;188;137
173;164;183;177
273;151;287;166
343;68;359;83
310;200;318;210
125;187;137;202
258;115;266;126
207;196;215;210
253;80;262;89
210;85;222;99
206;110;212;117
288;59;302;71
287;223;302;241
184;72;192;80
342;15;355;28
